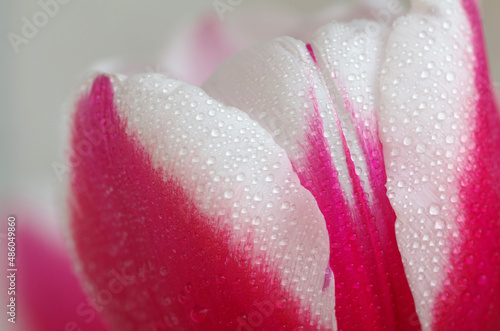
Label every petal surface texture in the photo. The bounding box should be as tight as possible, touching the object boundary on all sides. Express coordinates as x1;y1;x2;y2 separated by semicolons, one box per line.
204;23;419;331
379;0;500;330
11;209;109;331
68;74;336;330
67;0;500;329
204;0;500;330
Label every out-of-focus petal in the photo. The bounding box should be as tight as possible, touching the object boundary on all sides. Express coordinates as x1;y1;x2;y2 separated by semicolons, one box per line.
162;8;306;86
162;2;388;86
67;74;336;330
0;203;109;331
163;14;240;86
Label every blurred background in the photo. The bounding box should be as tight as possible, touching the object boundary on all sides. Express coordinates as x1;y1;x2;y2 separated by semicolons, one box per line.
0;0;499;330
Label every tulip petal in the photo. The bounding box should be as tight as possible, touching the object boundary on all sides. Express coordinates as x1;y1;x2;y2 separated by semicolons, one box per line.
310;19;422;331
0;202;109;331
162;9;312;86
163;14;239;86
68;74;336;330
379;0;500;329
204;31;419;330
162;2;382;86
18;222;109;331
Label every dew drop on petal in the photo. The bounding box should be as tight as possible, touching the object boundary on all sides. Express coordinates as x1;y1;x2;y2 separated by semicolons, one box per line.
445;72;456;82
403;137;413;146
236;173;246;182
190;305;209;323
429;204;441;216
416;144;426;153
476;275;487;286
224;190;234;199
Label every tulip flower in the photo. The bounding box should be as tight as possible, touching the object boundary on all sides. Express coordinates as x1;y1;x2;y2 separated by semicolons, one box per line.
66;0;500;330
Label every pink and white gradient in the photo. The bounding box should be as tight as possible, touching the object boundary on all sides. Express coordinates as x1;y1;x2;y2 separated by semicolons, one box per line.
12;0;499;330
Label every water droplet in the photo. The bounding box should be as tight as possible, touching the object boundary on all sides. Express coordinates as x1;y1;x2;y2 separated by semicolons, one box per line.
477;275;487;285
253;193;263;201
178;292;188;304
391;148;401;156
185;282;193;293
224;190;234;199
416;144;426;153
190;305;209;323
429;204;441;216
161;296;172;306
434;220;445;230
216;275;226;284
446;72;456;82
279;238;289;246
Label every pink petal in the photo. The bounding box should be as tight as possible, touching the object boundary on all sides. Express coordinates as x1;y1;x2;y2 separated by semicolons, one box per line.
68;74;336;330
204;30;419;330
0;203;109;331
163;14;239;86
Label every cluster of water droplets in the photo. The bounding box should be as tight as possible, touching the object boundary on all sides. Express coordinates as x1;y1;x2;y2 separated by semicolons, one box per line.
112;73;335;328
311;20;390;207
379;3;477;328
